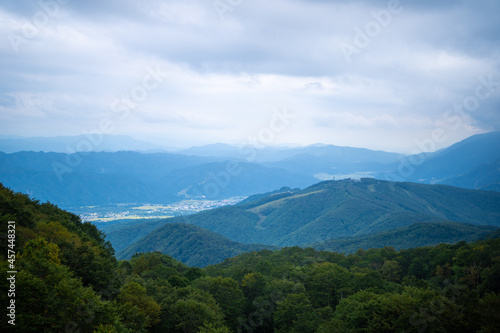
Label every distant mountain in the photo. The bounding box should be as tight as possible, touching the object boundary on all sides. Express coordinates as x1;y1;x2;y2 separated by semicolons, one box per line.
155;161;316;199
178;143;400;165
264;145;401;180
117;223;277;267
0;135;173;153
2;132;499;212
179;142;404;185
178;143;243;159
380;131;500;190
309;222;498;253
154;178;500;247
0;151;315;207
442;157;500;192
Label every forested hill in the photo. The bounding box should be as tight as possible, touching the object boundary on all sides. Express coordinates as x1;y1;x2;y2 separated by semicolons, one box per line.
117;223;277;266
145;178;500;247
2;182;500;332
308;221;498;253
0;183;120;330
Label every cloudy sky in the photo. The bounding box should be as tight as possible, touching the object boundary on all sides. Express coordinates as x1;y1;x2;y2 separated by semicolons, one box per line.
1;0;499;153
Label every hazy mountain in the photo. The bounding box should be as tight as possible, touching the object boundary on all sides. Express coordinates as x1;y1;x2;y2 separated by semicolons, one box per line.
180;142;402;173
0;151;315;207
264;146;401;180
153;178;500;247
0;134;173;153
2;132;499;211
117;223;277;267
441;157;500;192
309;222;498;253
380;131;500;190
156;161;316;200
178;143;243;159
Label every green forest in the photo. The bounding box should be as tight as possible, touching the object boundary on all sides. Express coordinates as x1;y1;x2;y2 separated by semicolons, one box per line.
1;182;500;332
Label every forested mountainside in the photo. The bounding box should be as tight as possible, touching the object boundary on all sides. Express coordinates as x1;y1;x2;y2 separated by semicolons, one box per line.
138;178;500;247
309;221;497;253
2;183;500;332
106;219;496;267
116;223;277;266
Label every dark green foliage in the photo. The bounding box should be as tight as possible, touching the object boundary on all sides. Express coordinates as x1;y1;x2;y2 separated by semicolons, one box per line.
206;240;500;332
274;293;318;333
192;276;245;330
311;221;498;254
2;183;500;332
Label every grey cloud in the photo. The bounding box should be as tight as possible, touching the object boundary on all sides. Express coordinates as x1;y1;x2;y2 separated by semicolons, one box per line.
0;0;499;150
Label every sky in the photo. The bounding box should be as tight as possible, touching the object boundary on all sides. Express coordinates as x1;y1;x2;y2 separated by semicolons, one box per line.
0;0;499;153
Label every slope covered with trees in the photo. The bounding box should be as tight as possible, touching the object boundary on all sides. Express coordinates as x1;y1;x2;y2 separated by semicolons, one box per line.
117;223;277;266
2;183;500;332
138;178;500;247
104;218;497;267
309;221;498;253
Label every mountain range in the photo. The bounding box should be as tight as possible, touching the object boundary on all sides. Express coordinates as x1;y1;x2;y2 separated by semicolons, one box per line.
129;178;500;247
0;134;173;153
379;131;500;190
0;151;315;207
108;178;500;266
1;132;499;209
308;221;497;253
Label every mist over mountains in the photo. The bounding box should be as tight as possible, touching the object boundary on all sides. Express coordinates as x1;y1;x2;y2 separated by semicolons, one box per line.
0;134;174;153
0;132;499;209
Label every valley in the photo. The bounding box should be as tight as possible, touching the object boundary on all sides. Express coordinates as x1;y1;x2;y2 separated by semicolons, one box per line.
71;196;246;222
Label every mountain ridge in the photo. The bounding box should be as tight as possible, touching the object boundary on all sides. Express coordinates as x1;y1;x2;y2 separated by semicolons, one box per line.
129;178;500;248
308;221;498;253
116;222;277;267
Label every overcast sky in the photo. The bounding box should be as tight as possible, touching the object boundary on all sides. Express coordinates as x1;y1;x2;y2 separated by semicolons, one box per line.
1;0;499;153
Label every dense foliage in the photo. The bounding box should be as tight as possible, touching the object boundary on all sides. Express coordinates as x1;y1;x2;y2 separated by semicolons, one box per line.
311;221;497;253
2;183;500;332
